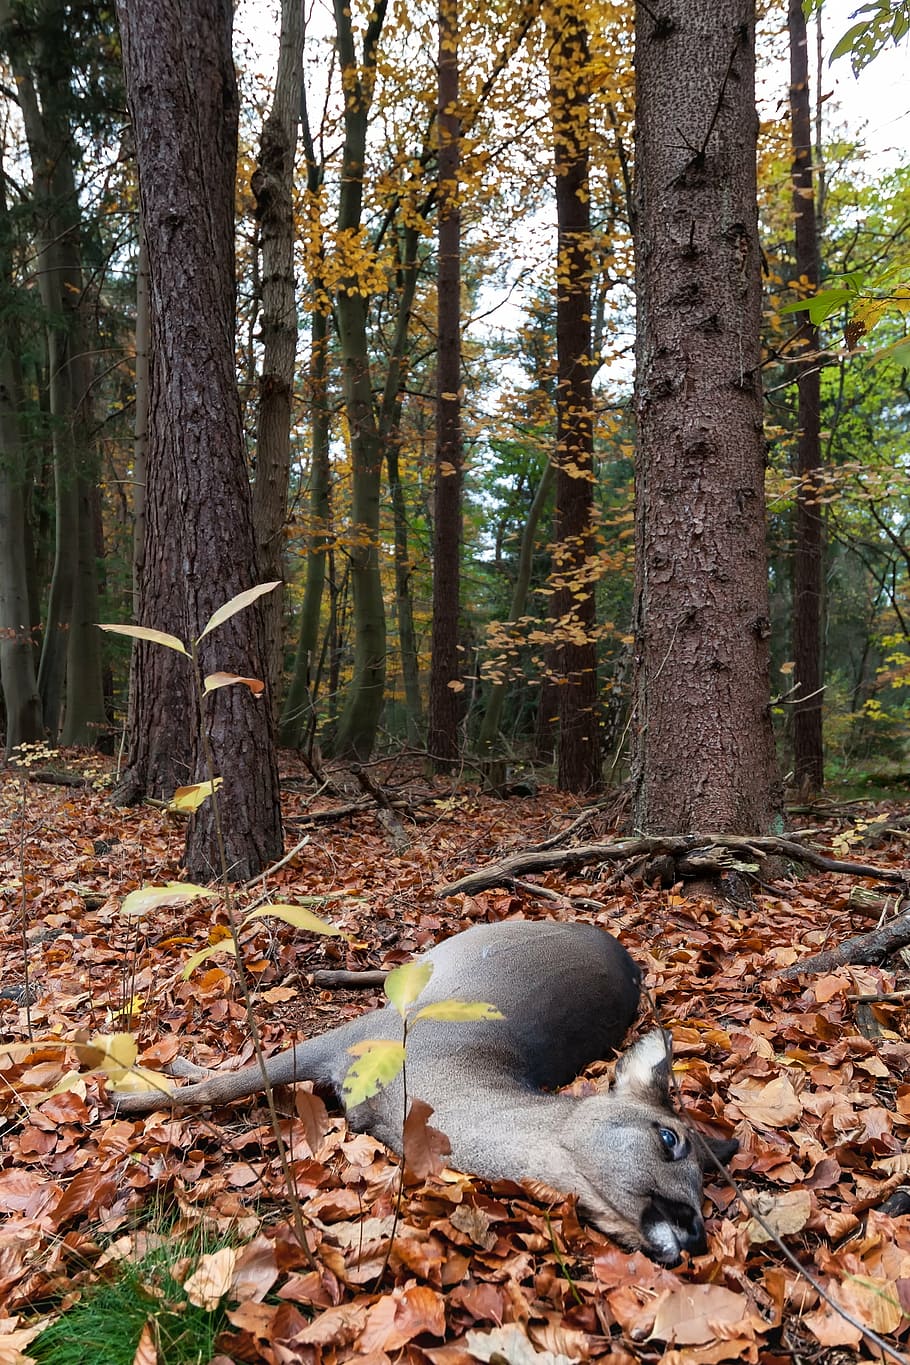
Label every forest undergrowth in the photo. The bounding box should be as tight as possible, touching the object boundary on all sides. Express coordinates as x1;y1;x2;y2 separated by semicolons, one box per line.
1;755;909;1363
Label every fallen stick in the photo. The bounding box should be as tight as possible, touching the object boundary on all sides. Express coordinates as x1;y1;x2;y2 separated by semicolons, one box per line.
777;913;910;977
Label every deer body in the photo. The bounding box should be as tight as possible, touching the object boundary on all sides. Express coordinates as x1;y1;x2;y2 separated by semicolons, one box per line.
120;919;728;1263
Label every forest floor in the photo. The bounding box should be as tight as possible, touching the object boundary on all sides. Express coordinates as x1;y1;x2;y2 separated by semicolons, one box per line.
1;755;910;1364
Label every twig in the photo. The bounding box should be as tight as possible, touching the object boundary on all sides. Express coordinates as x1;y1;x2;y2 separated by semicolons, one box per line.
778;912;910;978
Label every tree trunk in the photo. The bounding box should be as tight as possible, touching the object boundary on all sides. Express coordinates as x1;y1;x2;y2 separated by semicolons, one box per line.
427;0;463;769
382;226;425;748
0;172;42;752
548;0;600;794
251;0;304;718
632;0;780;833
329;0;389;761
788;0;824;796
115;0;283;880
4;1;105;742
280;307;331;751
478;461;555;754
60;474;107;745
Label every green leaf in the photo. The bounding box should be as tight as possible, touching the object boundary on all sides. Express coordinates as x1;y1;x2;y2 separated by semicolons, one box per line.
342;1039;406;1105
168;779;222;813
197;582;282;642
182;938;238;979
830;20;873;61
121;881;219;918
242;904;349;937
411;999;505;1024
870;335;910;367
384;960;433;1016
99;623;188;655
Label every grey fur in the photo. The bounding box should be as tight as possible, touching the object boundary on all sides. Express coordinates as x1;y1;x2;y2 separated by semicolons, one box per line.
118;920;719;1263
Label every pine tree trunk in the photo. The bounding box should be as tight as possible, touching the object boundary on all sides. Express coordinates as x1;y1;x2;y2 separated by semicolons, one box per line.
427;0;463;769
251;0;304;718
632;0;780;833
548;0;600;794
788;0;824;796
116;0;283;880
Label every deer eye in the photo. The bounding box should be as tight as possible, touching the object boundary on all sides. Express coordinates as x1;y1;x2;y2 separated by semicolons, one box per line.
657;1126;689;1160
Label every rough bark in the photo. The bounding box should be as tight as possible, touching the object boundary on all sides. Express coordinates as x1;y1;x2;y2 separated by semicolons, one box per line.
329;0;389;761
115;0;282;880
548;0;600;794
632;0;781;833
251;0;304;717
788;0;824;796
427;0;463;769
3;0;104;741
0;174;42;752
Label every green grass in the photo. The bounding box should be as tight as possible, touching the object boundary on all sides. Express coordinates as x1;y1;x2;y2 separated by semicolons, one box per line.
32;1240;230;1365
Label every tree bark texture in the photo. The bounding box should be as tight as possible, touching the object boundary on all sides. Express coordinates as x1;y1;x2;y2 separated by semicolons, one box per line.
632;0;780;833
115;0;283;880
788;0;824;796
251;0;304;717
0;173;42;752
329;0;389;761
548;0;600;794
3;0;105;742
427;0;463;769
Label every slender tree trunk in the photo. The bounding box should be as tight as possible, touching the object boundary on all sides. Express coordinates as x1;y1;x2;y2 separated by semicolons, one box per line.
280;306;331;750
329;0;389;760
478;460;555;754
116;0;283;880
251;0;304;717
428;0;463;768
0;172;42;751
4;6;104;741
632;0;780;833
789;0;824;795
381;225;424;747
548;0;600;794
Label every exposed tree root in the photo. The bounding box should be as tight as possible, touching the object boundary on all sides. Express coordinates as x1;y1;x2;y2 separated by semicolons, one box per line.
439;833;910;898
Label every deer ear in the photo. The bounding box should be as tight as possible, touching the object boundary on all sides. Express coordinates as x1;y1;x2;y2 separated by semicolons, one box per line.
612;1029;672;1104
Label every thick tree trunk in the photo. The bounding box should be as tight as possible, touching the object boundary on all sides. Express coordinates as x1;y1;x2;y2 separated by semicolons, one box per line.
115;0;283;880
632;0;780;833
427;0;463;769
788;0;824;796
548;0;600;794
251;0;304;718
329;0;389;761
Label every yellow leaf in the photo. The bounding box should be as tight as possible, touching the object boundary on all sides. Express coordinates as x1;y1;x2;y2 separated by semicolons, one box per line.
99;623;188;655
197;582;282;641
384;960;433;1015
203;672;265;696
242;904;348;937
342;1039;406;1106
182;938;238;980
168;779;223;813
121;881;218;918
412;1000;504;1024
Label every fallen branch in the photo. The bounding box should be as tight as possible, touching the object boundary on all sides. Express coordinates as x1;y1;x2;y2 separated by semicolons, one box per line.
439;833;910;898
778;913;910;978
